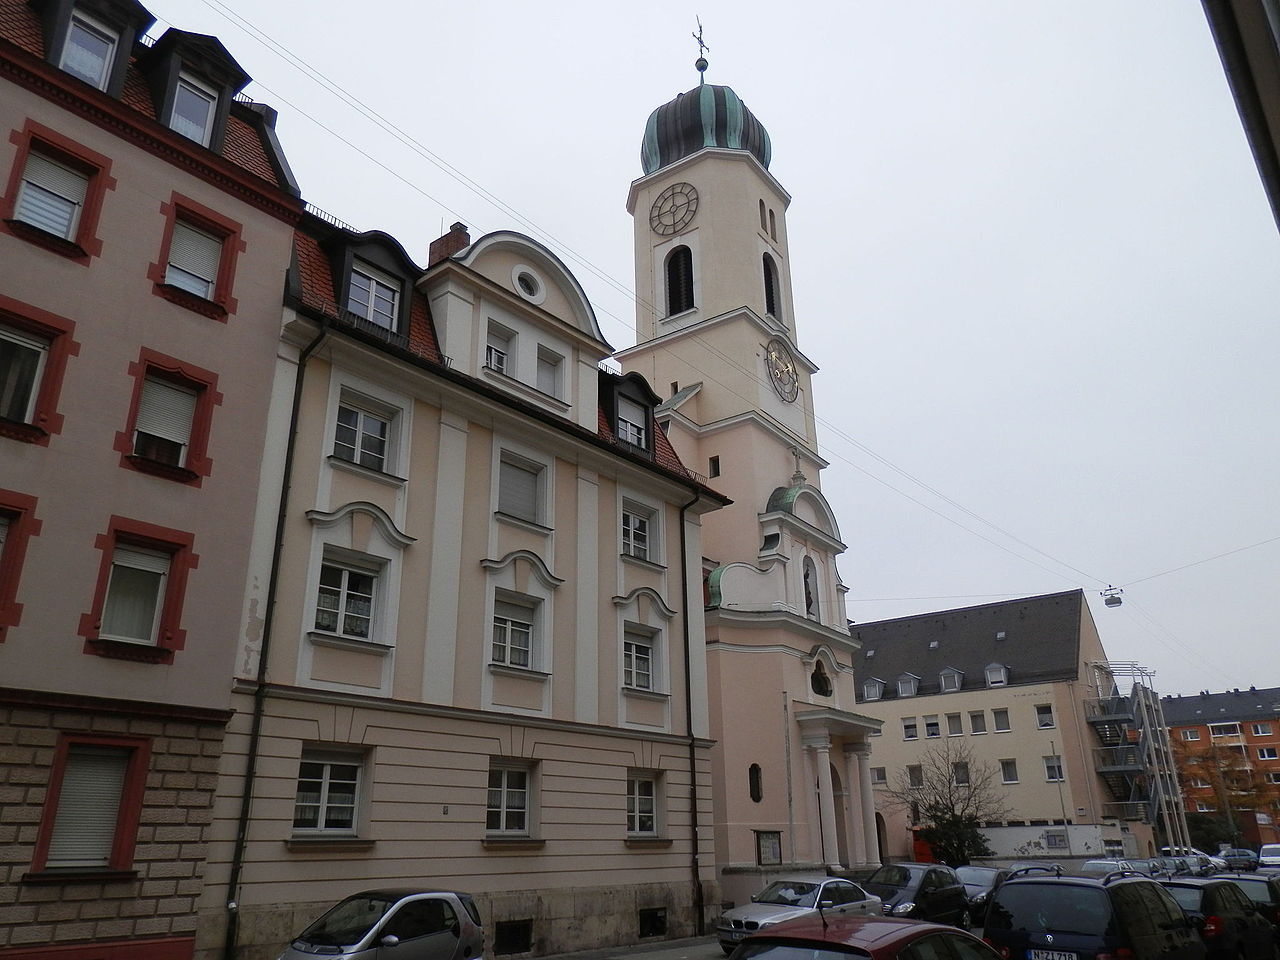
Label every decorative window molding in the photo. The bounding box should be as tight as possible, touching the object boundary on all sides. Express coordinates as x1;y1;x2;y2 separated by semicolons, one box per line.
2;120;115;262
77;516;197;664
113;348;221;484
148;193;245;320
0;489;40;642
292;747;365;836
0;295;79;445
511;264;547;305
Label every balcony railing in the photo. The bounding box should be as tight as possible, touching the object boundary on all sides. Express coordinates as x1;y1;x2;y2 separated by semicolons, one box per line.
1095;746;1144;772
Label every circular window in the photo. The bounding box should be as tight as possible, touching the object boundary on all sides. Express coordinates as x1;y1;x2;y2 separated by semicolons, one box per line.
511;265;546;305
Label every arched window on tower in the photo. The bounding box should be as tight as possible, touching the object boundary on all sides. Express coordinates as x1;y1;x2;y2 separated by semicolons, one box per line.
769;209;777;240
666;245;694;316
803;556;819;619
762;253;779;318
759;199;767;232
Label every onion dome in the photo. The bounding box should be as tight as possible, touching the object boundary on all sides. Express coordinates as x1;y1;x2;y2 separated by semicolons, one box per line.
640;82;772;175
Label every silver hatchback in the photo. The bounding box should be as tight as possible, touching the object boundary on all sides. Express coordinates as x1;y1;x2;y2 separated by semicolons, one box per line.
277;888;484;960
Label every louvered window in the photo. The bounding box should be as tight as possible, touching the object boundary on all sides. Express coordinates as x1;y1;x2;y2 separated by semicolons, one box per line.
0;326;48;423
60;13;116;90
101;546;169;644
171;75;217;146
498;458;540;522
665;246;694;315
133;376;198;466
16;152;88;240
166;222;222;298
45;744;130;868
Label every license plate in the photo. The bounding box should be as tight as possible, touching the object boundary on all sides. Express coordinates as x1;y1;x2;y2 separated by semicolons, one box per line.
1029;951;1075;960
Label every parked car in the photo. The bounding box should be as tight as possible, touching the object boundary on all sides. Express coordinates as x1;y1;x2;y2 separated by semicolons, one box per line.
1222;849;1261;872
1157;877;1274;960
716;877;882;954
984;868;1207;960
1153;856;1197;878
1165;847;1229;871
954;865;1011;923
728;914;1002;960
1258;844;1280;868
1211;872;1280;935
861;862;971;927
1078;858;1152;877
277;888;484;960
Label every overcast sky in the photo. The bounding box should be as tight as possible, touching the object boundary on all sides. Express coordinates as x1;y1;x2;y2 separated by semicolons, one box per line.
153;0;1280;699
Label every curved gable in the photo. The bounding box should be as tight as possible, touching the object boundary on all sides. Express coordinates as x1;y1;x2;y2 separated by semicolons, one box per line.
765;481;843;541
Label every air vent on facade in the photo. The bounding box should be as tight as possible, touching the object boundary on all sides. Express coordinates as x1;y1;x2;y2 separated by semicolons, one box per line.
493;920;534;955
638;908;667;939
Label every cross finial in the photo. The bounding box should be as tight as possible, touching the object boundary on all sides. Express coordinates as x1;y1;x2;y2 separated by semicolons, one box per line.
693;17;710;83
790;447;805;485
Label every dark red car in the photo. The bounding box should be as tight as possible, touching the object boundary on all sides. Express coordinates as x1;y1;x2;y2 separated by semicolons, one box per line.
729;914;1002;960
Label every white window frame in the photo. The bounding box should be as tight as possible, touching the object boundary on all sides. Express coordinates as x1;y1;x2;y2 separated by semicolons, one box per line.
1191;777;1211;788
924;715;940;739
347;261;400;330
165;220;222;299
486;324;513;375
863;679;884;701
1043;755;1065;782
993;708;1011;732
535;347;562;398
487;761;533;837
871;766;887;785
897;674;919;698
1036;703;1056;729
496;451;546;526
617;396;647;447
621;504;653;561
940;669;962;692
946;713;963;737
492;593;538;670
952;762;970;786
334;399;392;473
59;11;118;90
133;375;197;467
1259;747;1279;760
623;627;656;691
907;765;923;788
985;663;1008;687
1182;729;1201;741
314;559;378;642
902;717;918;741
100;545;169;645
1001;758;1019;783
969;711;987;735
171;72;218;146
627;773;659;836
1268;772;1280;785
0;325;49;424
1209;722;1241;738
1253;723;1272;736
292;748;363;836
1196;801;1216;812
15;150;89;240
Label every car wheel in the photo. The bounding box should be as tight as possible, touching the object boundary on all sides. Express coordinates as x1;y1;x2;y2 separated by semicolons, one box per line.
958;909;972;930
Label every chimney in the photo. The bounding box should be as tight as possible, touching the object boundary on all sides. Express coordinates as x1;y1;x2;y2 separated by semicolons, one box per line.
429;222;470;266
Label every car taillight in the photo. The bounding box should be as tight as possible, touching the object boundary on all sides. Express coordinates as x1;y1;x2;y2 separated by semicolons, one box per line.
1202;916;1222;939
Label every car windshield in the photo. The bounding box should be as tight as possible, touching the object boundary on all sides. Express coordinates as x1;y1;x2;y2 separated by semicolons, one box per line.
756;881;821;907
297;893;397;947
956;867;998;888
865;865;914;889
986;884;1112;936
1219;878;1270;904
735;943;870;960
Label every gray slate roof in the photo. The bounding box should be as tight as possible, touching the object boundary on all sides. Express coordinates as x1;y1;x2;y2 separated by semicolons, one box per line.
1161;686;1280;726
852;590;1087;704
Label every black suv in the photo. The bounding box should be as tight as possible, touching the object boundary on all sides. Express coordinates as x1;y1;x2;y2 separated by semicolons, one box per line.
861;862;971;927
1156;877;1274;960
984;867;1207;960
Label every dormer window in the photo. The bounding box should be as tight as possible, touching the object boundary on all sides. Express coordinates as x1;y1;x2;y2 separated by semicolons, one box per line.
348;262;399;330
985;663;1008;687
897;674;919;698
940;668;963;693
617;396;647;447
60;11;117;90
863;678;884;701
170;73;218;146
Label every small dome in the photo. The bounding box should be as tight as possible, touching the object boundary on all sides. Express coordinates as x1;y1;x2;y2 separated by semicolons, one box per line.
640;83;771;175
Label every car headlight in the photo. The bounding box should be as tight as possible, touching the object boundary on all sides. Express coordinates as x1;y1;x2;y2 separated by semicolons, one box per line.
892;902;917;916
972;893;988;906
757;921;776;929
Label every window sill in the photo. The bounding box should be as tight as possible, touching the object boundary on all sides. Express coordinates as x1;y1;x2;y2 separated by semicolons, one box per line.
661;307;697;323
284;836;376;852
625;837;672;849
154;283;228;322
482;366;572;413
482;837;544;850
308;631;394;656
3;219;89;262
621;553;667;572
489;662;551;682
622;686;669;703
0;416;48;444
494;511;552;535
23;868;138;884
125;454;201;484
327;455;408;486
83;637;174;664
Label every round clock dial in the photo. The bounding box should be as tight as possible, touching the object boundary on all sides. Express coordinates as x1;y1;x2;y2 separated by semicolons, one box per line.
649;182;699;236
765;338;800;403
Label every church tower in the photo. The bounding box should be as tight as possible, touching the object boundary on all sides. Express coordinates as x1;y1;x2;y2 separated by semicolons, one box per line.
617;61;885;897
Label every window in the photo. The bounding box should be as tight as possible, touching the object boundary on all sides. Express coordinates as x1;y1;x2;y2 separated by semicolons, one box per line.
165;220;221;299
621;505;652;560
1001;759;1019;783
486;325;512;374
1044;755;1064;782
149;194;243;318
897;674;919;697
985;663;1008;687
100;545;169;644
1190;777;1210;788
627;774;657;835
497;456;541;524
315;562;376;641
970;711;987;735
1197;801;1216;812
1046;831;1068;850
487;762;531;835
907;765;923;788
762;253;779;317
924;715;940;738
293;749;361;834
665;245;694;315
1036;703;1055;729
1268;772;1280;784
1182;729;1201;741
952;762;970;786
0;325;47;424
617;396;647;447
810;662;832;697
171;73;218;146
535;348;562;397
0;491;37;641
802;556;819;619
1253;723;1273;736
940;669;962;692
334;402;390;472
113;350;219;483
946;713;963;736
623;628;654;689
492;595;536;669
759;199;767;231
1259;747;1279;760
708;455;720;478
902;718;918;740
993;708;1011;732
1209;722;1241;737
347;262;399;330
60;12;117;90
15;150;88;241
768;209;777;240
756;830;782;866
32;735;150;874
871;766;887;784
863;679;884;701
132;375;197;467
748;763;763;802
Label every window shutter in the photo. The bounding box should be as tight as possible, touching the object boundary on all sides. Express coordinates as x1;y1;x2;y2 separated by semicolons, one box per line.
136;377;197;447
498;460;538;521
495;598;533;625
169;222;222;282
536;356;557;395
18;153;88;237
46;745;129;868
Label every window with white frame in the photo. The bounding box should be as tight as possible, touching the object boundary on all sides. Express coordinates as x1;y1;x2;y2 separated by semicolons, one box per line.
1046;831;1068;850
0;325;48;424
1268;772;1280;784
535;348;562;397
59;11;117;89
314;561;377;641
924;715;940;738
902;717;918;740
970;711;987;735
170;73;217;146
623;627;655;690
492;595;536;669
1044;755;1064;782
1190;777;1211;788
907;764;923;788
952;762;970;786
871;766;887;784
486;762;531;835
939;669;962;692
1253;723;1272;736
43;742;133;868
133;375;198;467
100;545;169;644
334;400;391;472
1209;722;1241;738
486;325;512;374
617;396;647;447
993;708;1011;732
347;262;399;330
1182;729;1201;741
1001;758;1018;783
292;749;361;834
946;713;963;736
1196;801;1216;812
863;679;884;701
1260;747;1279;760
165;221;222;299
621;505;653;560
15;150;89;240
497;455;541;523
985;663;1008;687
897;674;919;697
627;774;657;835
1035;703;1055;729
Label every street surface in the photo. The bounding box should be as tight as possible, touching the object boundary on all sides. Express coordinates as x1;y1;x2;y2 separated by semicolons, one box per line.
543;935;723;960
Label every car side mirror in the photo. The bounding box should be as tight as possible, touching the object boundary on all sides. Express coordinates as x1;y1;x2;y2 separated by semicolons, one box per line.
380;934;402;947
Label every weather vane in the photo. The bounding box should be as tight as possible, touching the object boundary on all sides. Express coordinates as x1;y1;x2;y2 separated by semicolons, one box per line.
693;17;710;83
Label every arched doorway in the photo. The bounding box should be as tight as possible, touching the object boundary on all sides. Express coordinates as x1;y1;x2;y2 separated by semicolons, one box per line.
875;812;888;864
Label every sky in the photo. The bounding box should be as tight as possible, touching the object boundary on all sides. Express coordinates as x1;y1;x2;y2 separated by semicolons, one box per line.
151;0;1280;699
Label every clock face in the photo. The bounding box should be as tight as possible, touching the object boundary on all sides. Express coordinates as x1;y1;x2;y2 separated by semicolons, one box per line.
765;338;799;403
649;182;699;236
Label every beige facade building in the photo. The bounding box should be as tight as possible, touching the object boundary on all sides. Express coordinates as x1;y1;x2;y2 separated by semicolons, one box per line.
617;77;881;906
0;0;301;957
